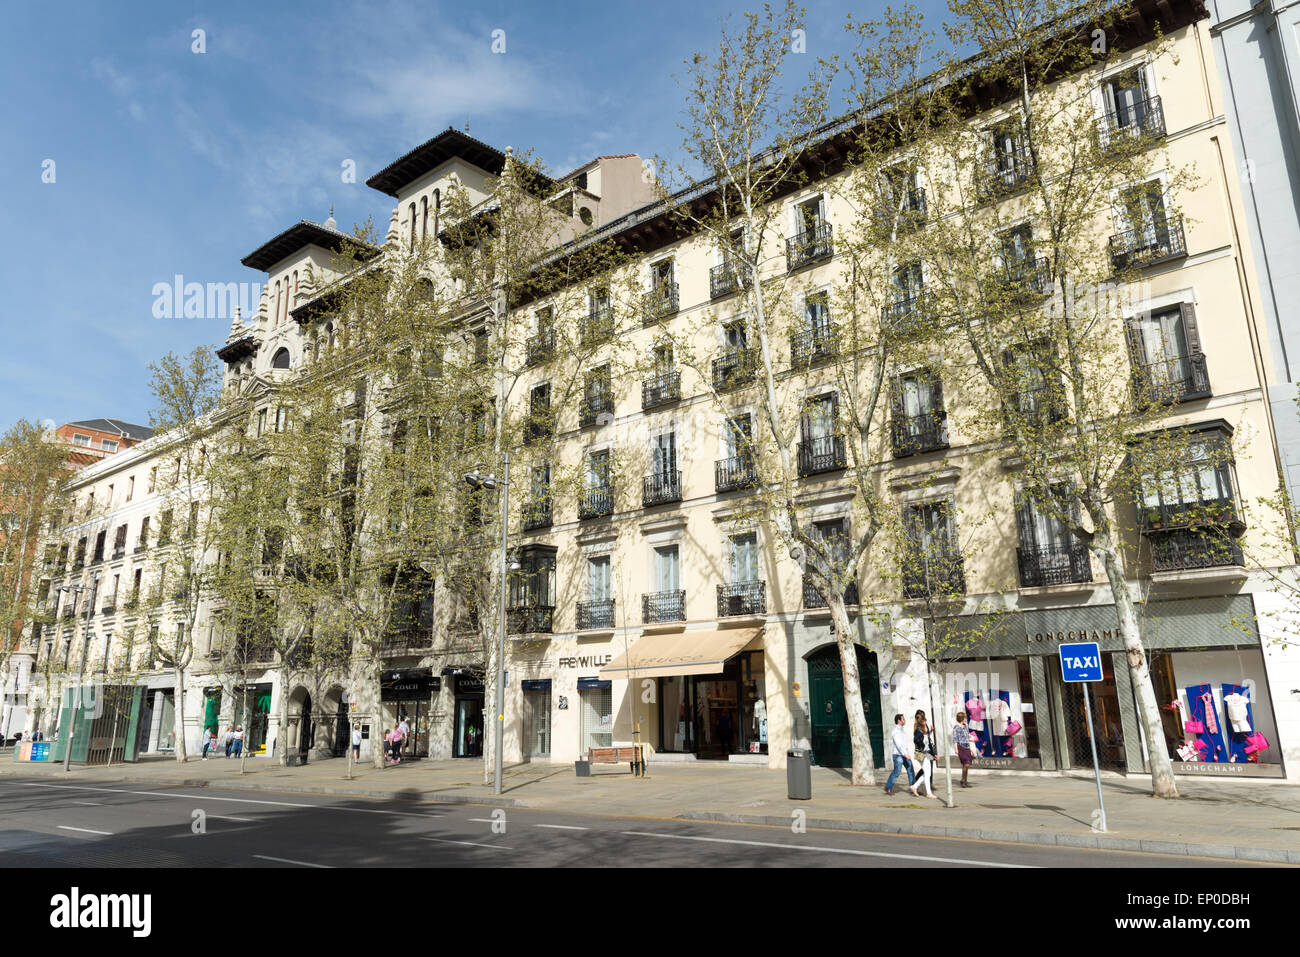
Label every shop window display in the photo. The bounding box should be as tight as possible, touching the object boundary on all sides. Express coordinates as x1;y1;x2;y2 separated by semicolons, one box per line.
935;657;1038;761
1150;649;1278;770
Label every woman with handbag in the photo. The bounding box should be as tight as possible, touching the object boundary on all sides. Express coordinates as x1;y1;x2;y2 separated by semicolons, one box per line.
908;711;939;800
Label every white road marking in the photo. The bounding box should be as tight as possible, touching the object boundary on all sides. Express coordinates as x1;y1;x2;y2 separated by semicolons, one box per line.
13;782;440;818
58;825;112;836
618;831;1035;868
466;818;496;823
423;837;513;850
206;814;254;822
534;823;588;831
252;854;332;868
71;801;104;806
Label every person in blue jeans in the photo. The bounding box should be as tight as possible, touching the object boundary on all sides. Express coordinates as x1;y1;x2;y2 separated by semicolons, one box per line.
884;713;915;795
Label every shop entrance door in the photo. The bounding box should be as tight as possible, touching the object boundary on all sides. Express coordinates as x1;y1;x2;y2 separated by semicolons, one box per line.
807;645;884;769
299;693;313;763
333;703;349;757
523;689;552;758
454;695;484;757
1048;652;1126;770
393;701;428;758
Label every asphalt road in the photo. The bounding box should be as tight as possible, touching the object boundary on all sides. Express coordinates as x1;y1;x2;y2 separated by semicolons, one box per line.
0;779;1269;868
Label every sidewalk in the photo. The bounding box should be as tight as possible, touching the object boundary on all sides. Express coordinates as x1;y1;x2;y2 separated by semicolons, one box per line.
5;754;1298;864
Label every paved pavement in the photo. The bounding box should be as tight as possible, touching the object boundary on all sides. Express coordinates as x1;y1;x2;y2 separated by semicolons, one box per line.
0;779;1266;868
3;752;1297;864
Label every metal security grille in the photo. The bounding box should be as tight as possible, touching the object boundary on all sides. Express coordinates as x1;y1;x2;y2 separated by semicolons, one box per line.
84;685;137;766
1048;652;1127;771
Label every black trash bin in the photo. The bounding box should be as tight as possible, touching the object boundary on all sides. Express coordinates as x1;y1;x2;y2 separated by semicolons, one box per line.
575;759;591;777
787;748;812;800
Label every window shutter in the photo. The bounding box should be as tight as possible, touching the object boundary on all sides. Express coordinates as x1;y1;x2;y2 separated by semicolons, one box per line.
1179;302;1203;355
889;376;905;420
1013;491;1037;550
1123;318;1145;366
929;371;945;415
799;401;812;442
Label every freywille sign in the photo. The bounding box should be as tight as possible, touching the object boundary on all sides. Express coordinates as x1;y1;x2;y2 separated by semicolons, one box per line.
557;654;613;669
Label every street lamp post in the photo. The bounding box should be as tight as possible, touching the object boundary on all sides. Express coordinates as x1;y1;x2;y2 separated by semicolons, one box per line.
465;453;510;797
59;573;98;772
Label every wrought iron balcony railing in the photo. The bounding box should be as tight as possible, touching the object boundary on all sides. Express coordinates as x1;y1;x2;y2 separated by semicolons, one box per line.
1146;528;1244;573
576;598;616;631
1003;255;1052;298
508;604;555;635
581;308;613;347
644;282;679;324
891;412;949;457
902;552;967;599
979;144;1035;199
642;589;686;623
712;347;756;390
1132;353;1211;405
717;581;766;617
1109;216;1187;271
786;223;834;271
797;434;846;476
1097;95;1166;151
523;410;554;444
790;327;838;367
715;454;757;492
578;486;615;520
380;631;435;655
802;577;859;608
876;188;927;231
710;262;746;299
881;292;936;338
1138;494;1240;534
1017;541;1093;588
579;391;614;427
642;370;681;410
1003;383;1067;431
525;329;555;367
642;470;682;507
521;497;553;531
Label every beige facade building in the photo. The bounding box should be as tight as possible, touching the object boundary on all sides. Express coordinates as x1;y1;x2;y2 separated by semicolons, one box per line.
25;0;1299;783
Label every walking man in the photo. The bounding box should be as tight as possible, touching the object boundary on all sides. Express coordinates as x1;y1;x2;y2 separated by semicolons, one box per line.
884;713;915;795
232;725;244;758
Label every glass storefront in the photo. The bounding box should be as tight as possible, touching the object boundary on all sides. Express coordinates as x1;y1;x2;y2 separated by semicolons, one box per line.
156;691;176;751
231;683;272;754
381;669;439;759
579;679;613;752
453;673;484;758
522;680;552;758
934;656;1040;762
657;651;767;758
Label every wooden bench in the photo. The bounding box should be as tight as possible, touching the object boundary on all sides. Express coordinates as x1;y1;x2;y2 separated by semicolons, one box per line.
586;745;645;776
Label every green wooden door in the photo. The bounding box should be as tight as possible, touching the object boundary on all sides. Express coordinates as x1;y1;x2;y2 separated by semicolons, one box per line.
807;645;884;769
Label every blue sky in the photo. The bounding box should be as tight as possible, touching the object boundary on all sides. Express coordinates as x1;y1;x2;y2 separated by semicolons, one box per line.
0;0;948;431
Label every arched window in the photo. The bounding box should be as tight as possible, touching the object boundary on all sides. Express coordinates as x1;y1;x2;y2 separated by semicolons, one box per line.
433;189;441;237
327;323;336;349
417;278;434;302
272;348;291;370
421;197;428;242
409;203;417;253
292;270;299;309
273;281;281;327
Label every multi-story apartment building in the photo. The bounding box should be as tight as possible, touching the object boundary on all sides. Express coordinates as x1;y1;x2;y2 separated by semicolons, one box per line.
25;0;1299;783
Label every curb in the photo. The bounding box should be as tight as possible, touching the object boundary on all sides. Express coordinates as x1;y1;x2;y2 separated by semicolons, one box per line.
676;811;1300;864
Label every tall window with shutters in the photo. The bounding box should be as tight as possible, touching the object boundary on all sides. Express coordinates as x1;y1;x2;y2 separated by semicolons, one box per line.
902;501;965;598
798;394;844;475
1014;487;1092;587
1126;303;1210;403
890;370;947;457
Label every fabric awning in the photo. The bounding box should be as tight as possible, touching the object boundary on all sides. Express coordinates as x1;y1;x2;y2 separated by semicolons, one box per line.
598;626;763;681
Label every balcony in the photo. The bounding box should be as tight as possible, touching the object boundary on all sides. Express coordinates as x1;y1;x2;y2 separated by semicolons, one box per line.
523;410;554;444
576;598;616;631
643;470;682;507
979;145;1035;200
1097;95;1166;151
797;434;846;476
644;282;679;324
876;188;927;232
891;412;949;457
111;547;126;561
380;631;434;655
710;262;746;299
880;292;936;338
790;327;838;367
712;348;756;391
1017;542;1093;588
134;544;147;555
580;308;613;347
1138;495;1240;534
100;604;116;616
521;497;553;531
1003;255;1052;299
508;605;555;635
717;581;766;618
1109;217;1187;271
1132;353;1211;405
715;454;757;492
1004;384;1066;431
786;223;834;271
902;552;967;599
578;486;615;520
525;329;555;367
579;391;614;428
642;370;681;410
803;577;859;609
1147;528;1244;573
642;590;686;624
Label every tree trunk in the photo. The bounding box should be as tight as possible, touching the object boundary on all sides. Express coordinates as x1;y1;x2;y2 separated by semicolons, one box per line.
1096;533;1178;798
370;663;384;769
829;595;876;785
172;665;188;762
482;631;498;786
277;667;291;768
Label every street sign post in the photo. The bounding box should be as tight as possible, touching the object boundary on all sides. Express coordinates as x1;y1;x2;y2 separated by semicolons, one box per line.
1059;641;1107;832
